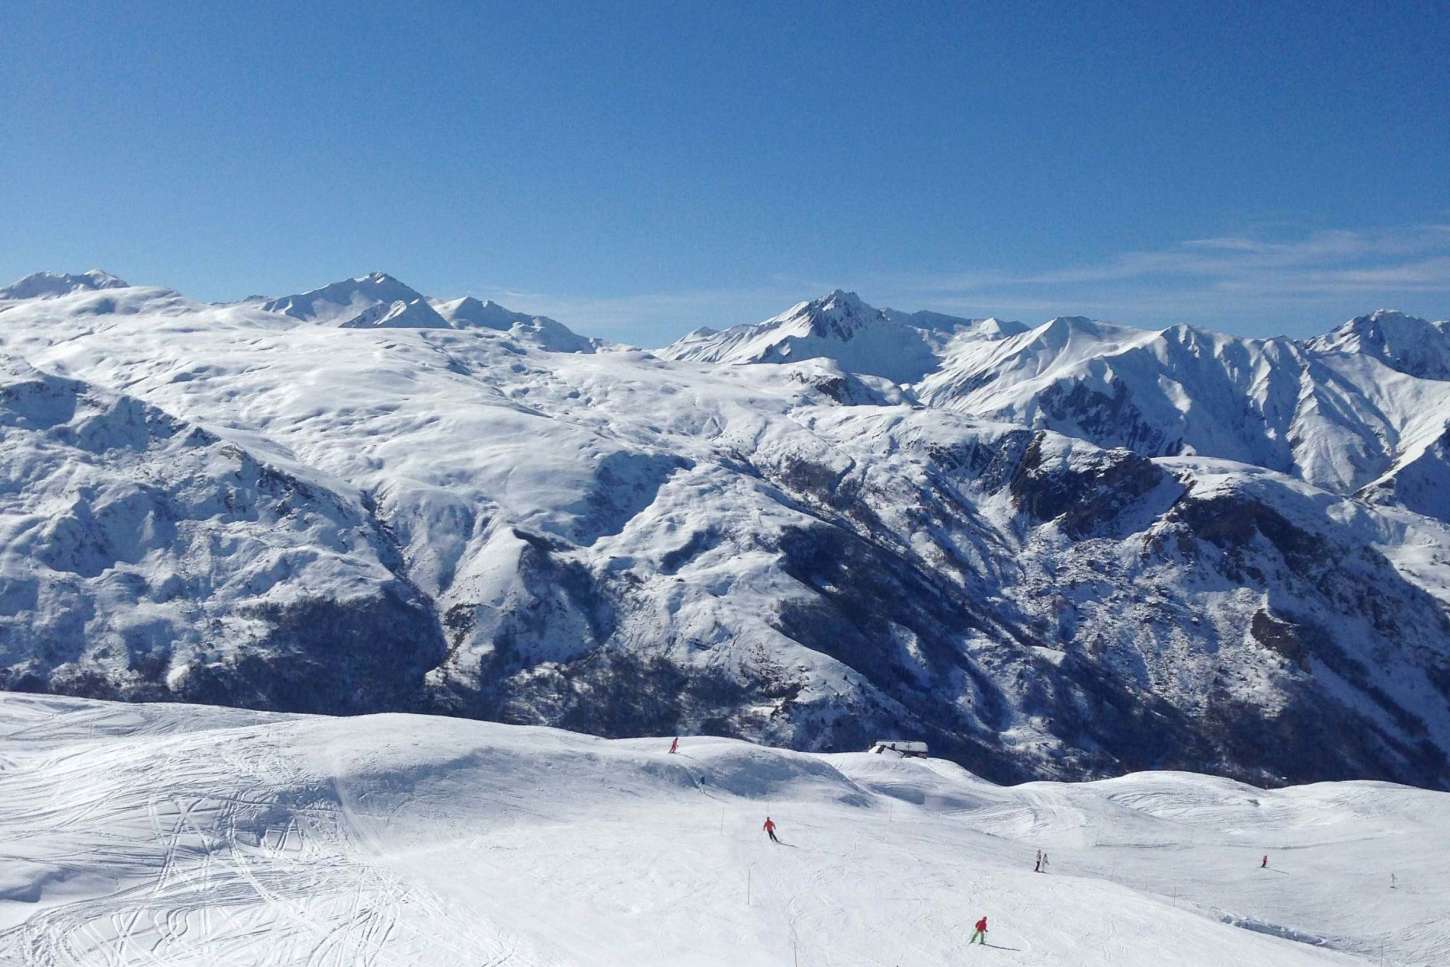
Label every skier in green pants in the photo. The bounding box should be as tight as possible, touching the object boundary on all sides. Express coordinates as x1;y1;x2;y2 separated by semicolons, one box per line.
969;915;988;944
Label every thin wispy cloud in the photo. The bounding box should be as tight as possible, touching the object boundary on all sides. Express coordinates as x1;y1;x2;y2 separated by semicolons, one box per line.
883;224;1450;336
465;225;1450;345
916;226;1450;291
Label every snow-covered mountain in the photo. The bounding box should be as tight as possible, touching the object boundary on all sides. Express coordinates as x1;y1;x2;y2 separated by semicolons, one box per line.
677;298;1450;520
1306;309;1450;380
245;272;600;347
337;295;451;330
260;271;438;326
0;356;442;711
660;289;996;382
924;315;1450;507
4;693;1446;966
0;269;128;300
2;271;1449;791
436;295;601;352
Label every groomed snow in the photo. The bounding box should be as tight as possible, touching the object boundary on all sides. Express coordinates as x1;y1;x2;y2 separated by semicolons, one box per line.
1;694;1443;966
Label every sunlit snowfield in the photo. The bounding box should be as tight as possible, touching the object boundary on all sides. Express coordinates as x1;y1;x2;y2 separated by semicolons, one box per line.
0;693;1445;966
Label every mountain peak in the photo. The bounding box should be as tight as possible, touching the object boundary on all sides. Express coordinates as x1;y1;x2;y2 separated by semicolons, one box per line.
822;288;866;308
1308;309;1450;380
815;289;874;316
434;296;599;352
263;273;430;326
974;317;1030;339
1345;308;1431;334
661;290;947;381
438;296;519;331
1;269;130;300
1324;309;1436;341
1036;315;1109;344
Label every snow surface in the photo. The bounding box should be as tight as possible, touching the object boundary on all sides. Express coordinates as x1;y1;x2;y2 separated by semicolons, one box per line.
2;692;1445;967
668;297;1450;509
1307;310;1450;381
0;270;128;301
259;273;434;327
3;272;1450;789
660;289;985;383
434;296;601;352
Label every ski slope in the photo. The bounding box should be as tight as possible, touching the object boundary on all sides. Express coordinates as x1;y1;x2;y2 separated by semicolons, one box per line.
1;694;1444;966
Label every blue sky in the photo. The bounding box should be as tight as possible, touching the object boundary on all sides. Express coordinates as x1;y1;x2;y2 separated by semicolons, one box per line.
3;1;1447;343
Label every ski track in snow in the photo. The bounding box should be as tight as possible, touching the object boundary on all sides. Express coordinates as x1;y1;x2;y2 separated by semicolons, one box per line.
0;698;520;967
1;695;1446;966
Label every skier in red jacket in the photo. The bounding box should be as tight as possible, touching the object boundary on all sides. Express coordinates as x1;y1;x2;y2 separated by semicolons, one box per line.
1261;854;1268;869
969;915;988;944
763;816;779;843
669;737;679;754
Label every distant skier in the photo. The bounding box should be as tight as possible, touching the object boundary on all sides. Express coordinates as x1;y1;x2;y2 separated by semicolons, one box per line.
1040;851;1049;872
969;915;988;945
1261;854;1268;869
763;816;779;844
1034;849;1042;873
669;737;679;754
1391;873;1397;889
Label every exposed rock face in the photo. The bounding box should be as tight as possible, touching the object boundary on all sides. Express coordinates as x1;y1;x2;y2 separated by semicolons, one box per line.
1008;433;1180;540
2;275;1450;789
0;358;445;713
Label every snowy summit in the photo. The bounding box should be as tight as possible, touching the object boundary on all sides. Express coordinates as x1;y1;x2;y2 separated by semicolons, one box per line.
1;270;1449;798
0;269;129;300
